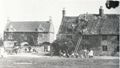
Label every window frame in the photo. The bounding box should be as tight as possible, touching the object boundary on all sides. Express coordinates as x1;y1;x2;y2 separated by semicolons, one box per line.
102;45;108;51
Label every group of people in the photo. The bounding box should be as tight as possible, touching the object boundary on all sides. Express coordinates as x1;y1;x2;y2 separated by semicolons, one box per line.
24;46;38;53
0;45;38;58
59;48;94;58
80;49;94;58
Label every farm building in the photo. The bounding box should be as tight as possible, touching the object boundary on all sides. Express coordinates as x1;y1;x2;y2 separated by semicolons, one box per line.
4;19;54;48
57;6;119;56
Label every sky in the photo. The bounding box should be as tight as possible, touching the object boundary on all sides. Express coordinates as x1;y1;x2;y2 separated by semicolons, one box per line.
0;0;120;39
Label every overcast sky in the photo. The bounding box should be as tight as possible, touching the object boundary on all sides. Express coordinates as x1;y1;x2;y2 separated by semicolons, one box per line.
0;0;120;38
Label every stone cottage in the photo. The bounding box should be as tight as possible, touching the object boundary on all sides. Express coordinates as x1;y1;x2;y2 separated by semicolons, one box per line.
4;19;54;47
57;6;119;56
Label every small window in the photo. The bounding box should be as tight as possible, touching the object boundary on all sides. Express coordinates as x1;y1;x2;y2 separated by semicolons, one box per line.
83;36;89;39
67;28;73;33
102;46;107;51
66;35;72;39
102;35;107;40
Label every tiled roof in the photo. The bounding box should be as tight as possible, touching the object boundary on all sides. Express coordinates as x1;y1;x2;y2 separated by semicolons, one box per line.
4;21;54;32
58;14;120;35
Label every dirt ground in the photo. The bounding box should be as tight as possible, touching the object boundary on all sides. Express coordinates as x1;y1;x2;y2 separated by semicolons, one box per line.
0;54;119;68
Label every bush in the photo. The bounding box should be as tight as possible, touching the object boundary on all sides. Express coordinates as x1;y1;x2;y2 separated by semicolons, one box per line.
51;38;74;56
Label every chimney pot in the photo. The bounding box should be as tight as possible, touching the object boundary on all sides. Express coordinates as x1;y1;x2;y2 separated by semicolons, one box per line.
62;8;65;17
99;6;104;16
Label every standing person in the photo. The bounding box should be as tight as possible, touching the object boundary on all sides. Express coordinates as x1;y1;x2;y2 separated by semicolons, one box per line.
59;49;63;57
88;49;94;58
0;46;6;58
28;46;31;53
83;48;88;58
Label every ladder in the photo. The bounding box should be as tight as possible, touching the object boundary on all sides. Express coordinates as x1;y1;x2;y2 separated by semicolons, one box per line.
74;36;82;53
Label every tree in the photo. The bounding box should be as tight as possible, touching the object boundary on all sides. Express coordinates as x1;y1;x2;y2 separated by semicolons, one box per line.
51;40;60;55
51;38;74;56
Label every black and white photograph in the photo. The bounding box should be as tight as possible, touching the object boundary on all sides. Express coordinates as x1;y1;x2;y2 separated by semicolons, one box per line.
0;0;119;68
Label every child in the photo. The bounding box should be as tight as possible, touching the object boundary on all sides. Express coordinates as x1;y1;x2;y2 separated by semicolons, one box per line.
88;49;94;58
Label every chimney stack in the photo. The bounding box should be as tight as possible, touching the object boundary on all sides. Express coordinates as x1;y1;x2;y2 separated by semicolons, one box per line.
62;8;66;17
99;6;104;16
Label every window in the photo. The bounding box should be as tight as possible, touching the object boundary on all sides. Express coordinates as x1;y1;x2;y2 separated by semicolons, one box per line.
102;45;108;51
67;28;73;33
102;35;107;40
83;36;89;39
66;35;72;39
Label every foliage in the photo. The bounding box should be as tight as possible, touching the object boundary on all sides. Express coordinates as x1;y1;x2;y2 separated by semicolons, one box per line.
51;38;74;56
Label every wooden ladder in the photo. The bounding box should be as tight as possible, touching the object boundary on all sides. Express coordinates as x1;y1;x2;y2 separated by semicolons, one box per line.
74;36;82;53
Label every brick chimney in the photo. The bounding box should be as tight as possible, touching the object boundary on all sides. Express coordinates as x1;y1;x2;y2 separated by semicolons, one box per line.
99;6;104;16
62;8;65;17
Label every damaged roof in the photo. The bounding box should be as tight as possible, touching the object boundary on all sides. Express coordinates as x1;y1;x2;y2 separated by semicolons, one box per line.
58;14;120;35
58;16;78;34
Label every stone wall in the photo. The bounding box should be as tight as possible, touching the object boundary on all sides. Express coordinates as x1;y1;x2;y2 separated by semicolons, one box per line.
4;32;50;46
37;33;50;45
59;34;119;56
78;35;119;56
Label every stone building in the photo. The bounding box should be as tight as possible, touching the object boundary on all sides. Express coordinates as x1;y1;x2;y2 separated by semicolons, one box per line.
57;6;119;56
4;19;54;46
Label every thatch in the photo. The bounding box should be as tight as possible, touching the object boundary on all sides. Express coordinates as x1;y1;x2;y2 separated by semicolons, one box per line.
4;21;53;33
58;14;119;35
